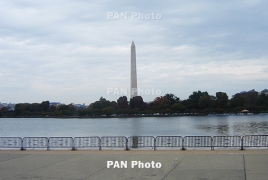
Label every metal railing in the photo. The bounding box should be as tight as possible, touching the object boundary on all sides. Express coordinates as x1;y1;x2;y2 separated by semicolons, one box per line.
100;136;127;150
0;135;268;151
241;135;268;150
183;136;213;150
48;137;74;150
155;136;183;150
213;136;241;149
128;136;155;149
22;137;49;150
0;137;22;149
73;137;100;150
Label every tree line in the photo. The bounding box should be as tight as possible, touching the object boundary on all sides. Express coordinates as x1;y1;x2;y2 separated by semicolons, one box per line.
1;90;268;117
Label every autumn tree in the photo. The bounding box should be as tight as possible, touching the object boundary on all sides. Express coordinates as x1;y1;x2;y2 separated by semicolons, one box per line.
153;96;171;111
164;93;180;105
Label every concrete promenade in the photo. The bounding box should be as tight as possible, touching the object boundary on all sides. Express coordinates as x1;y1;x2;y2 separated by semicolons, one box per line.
0;149;268;180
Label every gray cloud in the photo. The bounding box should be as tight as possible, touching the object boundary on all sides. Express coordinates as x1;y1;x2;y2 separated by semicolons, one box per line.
0;0;267;104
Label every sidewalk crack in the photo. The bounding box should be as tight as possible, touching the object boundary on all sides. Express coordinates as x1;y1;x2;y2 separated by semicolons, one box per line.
243;155;247;180
162;154;187;180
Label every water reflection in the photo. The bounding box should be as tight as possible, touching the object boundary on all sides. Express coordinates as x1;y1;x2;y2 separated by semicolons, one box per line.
0;115;268;136
233;122;268;135
194;124;230;135
130;118;142;136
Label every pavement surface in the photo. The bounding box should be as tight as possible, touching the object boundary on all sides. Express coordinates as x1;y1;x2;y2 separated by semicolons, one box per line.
0;149;268;180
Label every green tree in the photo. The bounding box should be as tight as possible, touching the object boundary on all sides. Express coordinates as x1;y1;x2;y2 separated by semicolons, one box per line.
48;105;56;112
56;104;75;116
130;96;144;109
117;96;128;109
153;96;171;111
216;92;228;108
171;103;186;112
0;107;9;116
102;106;116;116
198;96;215;109
256;93;268;106
91;97;111;109
230;94;247;108
164;94;180;105
31;103;40;112
88;97;117;116
40;101;49;111
187;91;209;109
78;108;93;116
14;104;22;115
214;107;225;114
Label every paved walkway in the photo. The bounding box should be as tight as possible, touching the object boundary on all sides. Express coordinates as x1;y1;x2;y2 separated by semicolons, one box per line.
0;149;268;180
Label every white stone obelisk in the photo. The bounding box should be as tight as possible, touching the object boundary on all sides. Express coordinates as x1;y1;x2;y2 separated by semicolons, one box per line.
131;41;137;98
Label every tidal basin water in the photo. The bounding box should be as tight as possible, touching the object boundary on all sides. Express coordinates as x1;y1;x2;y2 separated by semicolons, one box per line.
0;115;268;137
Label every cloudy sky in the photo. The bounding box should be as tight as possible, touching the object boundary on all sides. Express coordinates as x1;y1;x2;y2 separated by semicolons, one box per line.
0;0;267;104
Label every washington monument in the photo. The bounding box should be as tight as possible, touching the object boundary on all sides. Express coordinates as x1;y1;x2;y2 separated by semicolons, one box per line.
131;41;137;98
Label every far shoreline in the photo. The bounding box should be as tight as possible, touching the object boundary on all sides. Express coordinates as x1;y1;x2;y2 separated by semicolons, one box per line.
0;113;264;119
0;114;205;119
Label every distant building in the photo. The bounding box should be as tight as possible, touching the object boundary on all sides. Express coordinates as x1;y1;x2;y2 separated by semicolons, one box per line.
233;89;259;104
0;102;15;111
73;103;87;108
260;89;268;95
233;89;259;97
49;102;61;106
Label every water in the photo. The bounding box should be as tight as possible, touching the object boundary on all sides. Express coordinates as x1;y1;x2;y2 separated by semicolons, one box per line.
0;115;268;137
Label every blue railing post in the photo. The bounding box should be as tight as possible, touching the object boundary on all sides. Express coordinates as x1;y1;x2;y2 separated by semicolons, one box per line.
20;138;25;151
47;138;50;151
181;137;186;150
72;138;76;151
241;136;244;150
99;137;102;150
153;137;156;150
211;136;214;150
126;138;129;150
